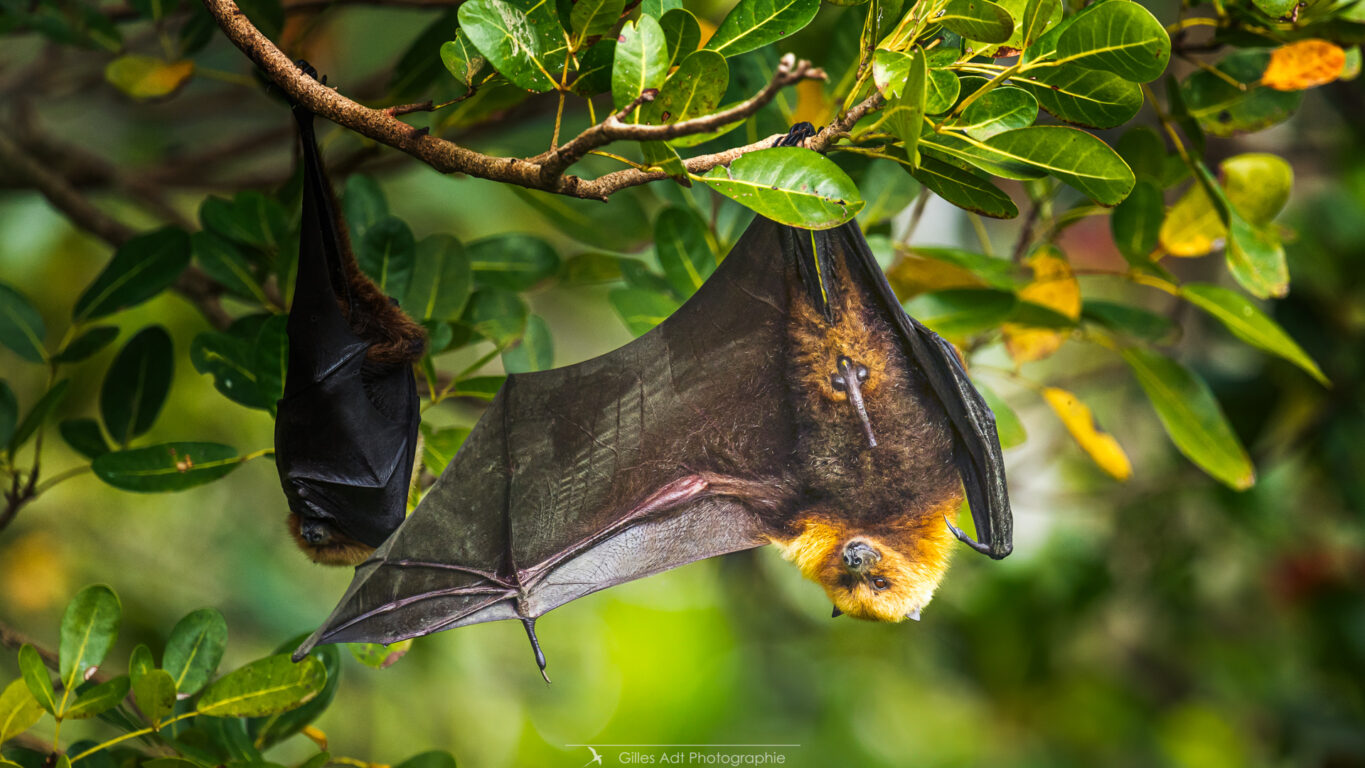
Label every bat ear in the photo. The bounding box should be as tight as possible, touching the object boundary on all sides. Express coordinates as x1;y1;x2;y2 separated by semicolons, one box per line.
831;606;843;618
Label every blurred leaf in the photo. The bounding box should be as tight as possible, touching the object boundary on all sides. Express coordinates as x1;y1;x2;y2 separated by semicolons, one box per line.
191;332;265;410
903;288;1017;337
501;314;554;373
698;147;864;228
0;283;46;363
887;246;1015;296
246;641;340;750
342;175;388;243
0;382;15;448
1111;179;1163;262
403;236;473;321
58;418;110;460
1114;126;1166;183
51;326;119;364
1043;387;1132;480
909;157;1018;218
199;193;289;254
394;752;457;768
654;207;716;298
446;376;504;400
610;288;681;335
18;646;55;715
129;0;179;21
104;55;192;100
421;425;471;477
467;234;560;291
0;678;44;744
8;380;70;456
939;0;1014;44
197;655;326;718
1219;153;1292;226
1120;347;1255;490
613;15;669;113
74;228;191;322
703;0;819;57
163;608;228;697
1181;283;1327;385
390;8;461;98
235;0;282;38
192;232;267;304
1081;300;1174;341
1019;65;1143;129
958;87;1037;139
660;8;701;69
59;584;120;693
358;216;416;300
1191;162;1288;298
512;188;652;252
1261;38;1346;90
1180;50;1301;137
63;677;129;720
347;641;413;669
1055;0;1169;82
459;0;559;91
100;326;173;445
464;289;528;343
93;442;242;492
855;161;920;227
1003;246;1079;363
1159;180;1222;257
984;126;1134;205
976;382;1026;448
253;316;288;413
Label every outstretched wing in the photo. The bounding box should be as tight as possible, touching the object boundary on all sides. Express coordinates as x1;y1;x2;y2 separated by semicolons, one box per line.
814;224;1012;559
296;216;803;655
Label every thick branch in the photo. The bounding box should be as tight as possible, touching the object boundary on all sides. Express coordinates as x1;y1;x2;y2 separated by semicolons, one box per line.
536;54;825;180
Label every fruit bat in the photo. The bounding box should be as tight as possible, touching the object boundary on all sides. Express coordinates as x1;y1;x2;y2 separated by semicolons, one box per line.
294;211;1010;678
274;64;427;566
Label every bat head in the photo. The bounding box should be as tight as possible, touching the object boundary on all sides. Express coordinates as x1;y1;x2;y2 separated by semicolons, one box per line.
287;508;375;566
775;508;957;622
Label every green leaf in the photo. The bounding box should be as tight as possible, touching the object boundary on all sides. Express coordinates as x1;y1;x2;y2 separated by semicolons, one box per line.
253;316;287;413
609;288;681;336
64;677;129;720
1081;300;1173;341
1110;179;1162;262
129;0;180;21
1121;347;1255;490
196;655;326;718
59;418;110;460
162;608;228;697
51;326;119;364
501;314;554;373
1179;50;1302;137
0;383;15;449
957;86;1038;139
976;382;1026;448
100;326;173;445
246;640;341;750
93;442;242;492
903;289;1017;337
59;585;121;692
1182;283;1327;385
8;380;70;455
104;55;193;99
921;133;1045;181
342;175;389;243
402;235;473;321
463;289;528;343
440;32;487;92
199;193;288;253
642;0;681;14
395;752;457;768
909;156;1019;219
18;646;56;716
358;216;416;300
938;0;1014;44
0;678;44;745
572;38;616;95
885;48;927;164
703;0;819;57
0;284;46;363
1192;163;1288;298
1220;153;1293;226
190;331;264;410
640;140;687;177
872;49;910;98
1018;65;1143;129
1114;126;1167;183
1054;0;1170;82
697;147;864;229
1020;0;1061;49
467;234;560;291
191;232;267;304
347;641;413;669
74;228;191;322
925;69;962;115
655;207;716;298
856;161;921;227
983;126;1134;205
422;425;472;475
660;8;701;69
641;50;729;126
389;8;460;98
446;375;504;400
458;0;558;92
613;15;669;113
511;188;652;252
570;0;623;47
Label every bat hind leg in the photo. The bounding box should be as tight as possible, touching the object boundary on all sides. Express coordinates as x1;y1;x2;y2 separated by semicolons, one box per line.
521;617;551;684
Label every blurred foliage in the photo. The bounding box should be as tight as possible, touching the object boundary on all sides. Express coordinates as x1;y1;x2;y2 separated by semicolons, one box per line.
3;0;1365;764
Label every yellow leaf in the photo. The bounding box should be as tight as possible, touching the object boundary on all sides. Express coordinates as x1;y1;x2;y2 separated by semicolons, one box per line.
1159;182;1225;257
791;78;833;127
1043;387;1133;481
1003;247;1079;364
885;252;986;298
105;55;194;99
1261;39;1346;91
0;531;69;612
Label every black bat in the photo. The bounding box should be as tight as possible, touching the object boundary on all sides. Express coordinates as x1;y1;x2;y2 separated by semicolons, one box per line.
294;212;1010;678
274;64;426;566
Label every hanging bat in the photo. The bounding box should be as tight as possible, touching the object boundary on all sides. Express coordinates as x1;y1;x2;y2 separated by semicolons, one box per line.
274;63;427;566
294;211;1010;679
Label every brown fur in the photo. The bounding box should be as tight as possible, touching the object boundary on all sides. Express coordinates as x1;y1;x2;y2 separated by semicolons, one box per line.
288;512;375;566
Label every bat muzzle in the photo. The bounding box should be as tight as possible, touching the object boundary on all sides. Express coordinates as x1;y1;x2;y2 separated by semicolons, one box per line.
843;540;880;573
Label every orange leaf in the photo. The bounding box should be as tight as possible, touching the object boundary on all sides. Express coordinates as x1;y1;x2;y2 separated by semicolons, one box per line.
1261;39;1346;91
1043;387;1133;481
1003;247;1079;364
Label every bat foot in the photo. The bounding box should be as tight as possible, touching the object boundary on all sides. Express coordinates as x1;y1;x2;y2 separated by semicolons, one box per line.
943;514;992;556
522;617;551;684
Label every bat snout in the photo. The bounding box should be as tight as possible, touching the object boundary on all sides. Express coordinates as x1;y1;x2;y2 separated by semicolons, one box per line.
300;520;334;546
843;540;880;573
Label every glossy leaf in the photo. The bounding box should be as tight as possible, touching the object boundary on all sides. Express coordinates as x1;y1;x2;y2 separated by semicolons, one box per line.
1110;179;1162;262
18;646;56;715
570;0;624;47
958;87;1038;139
613;15;669;113
1019;65;1143;129
196;654;326;718
698;147;864;229
59;585;121;691
0;678;44;744
660;8;701;69
1043;387;1132;481
1121;347;1255;490
609;288;681;335
74;228;191;322
440;31;486;88
104;55;193;99
1182;283;1327;385
1054;0;1170;82
8;380;70;455
52;326;120;364
246;640;341;750
191;331;264;410
886;48;927;164
468;234;560;291
458;0;558;92
703;0;819;57
921;133;1045;181
909;156;1018;219
0;284;46;363
984;126;1135;205
641;50;729;126
358;216;416;300
464;289;529;343
938;0;1014;44
655;207;716;298
63;677;129;720
501;314;554;373
199;192;289;253
163;608;228;696
1082;300;1174;341
1020;0;1061;49
903;289;1017;338
100;326;173;445
93;442;242;492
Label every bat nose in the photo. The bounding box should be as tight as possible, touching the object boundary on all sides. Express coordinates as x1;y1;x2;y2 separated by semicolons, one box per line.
301;521;331;545
843;540;880;572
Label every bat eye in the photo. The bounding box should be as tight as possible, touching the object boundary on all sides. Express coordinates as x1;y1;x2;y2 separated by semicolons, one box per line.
856;364;869;382
830;374;847;392
871;576;891;591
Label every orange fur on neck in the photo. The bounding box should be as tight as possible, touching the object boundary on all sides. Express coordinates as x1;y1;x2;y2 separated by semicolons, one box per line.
287;513;374;566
